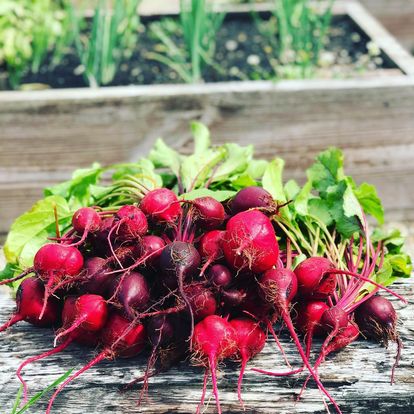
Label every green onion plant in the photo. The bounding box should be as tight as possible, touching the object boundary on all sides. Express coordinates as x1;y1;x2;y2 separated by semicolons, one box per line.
148;0;225;83
252;0;334;79
68;0;141;87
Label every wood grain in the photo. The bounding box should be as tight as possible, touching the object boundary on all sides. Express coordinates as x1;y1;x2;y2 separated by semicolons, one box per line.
0;278;412;414
360;0;414;53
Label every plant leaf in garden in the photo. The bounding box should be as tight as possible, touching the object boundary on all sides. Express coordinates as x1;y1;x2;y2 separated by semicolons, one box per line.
3;196;73;268
44;163;103;209
262;158;287;203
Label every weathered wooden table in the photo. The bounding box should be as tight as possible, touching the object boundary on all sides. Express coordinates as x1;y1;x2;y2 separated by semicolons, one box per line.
0;278;412;413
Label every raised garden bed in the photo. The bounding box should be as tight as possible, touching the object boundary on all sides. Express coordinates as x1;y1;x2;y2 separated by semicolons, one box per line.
1;0;414;235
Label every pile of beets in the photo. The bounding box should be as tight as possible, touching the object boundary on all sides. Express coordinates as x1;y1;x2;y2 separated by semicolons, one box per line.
0;186;404;414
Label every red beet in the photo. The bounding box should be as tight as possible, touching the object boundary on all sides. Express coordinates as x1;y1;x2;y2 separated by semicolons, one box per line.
72;207;101;233
140;188;181;223
186;284;217;321
139;315;176;401
356;295;398;343
140;235;166;265
298;321;360;401
296;301;330;337
115;205;148;240
221;288;246;309
356;295;402;384
95;216;115;243
239;285;271;321
294;257;337;299
34;243;84;280
229;318;266;408
192;315;237;414
258;267;341;413
198;230;225;275
222;210;279;273
159;241;201;342
81;257;112;296
101;313;147;358
192;196;225;229
34;243;84;319
324;321;360;354
295;300;330;361
230;186;273;214
207;264;232;289
320;306;349;334
46;313;146;413
70;207;102;245
0;277;60;333
112;271;151;320
260;268;298;307
54;294;108;345
16;294;104;403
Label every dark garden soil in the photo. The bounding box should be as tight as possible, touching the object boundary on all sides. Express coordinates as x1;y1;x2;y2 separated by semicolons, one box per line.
11;13;397;90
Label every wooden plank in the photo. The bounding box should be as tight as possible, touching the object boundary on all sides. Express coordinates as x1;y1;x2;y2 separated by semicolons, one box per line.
345;1;414;76
360;0;414;53
0;277;412;413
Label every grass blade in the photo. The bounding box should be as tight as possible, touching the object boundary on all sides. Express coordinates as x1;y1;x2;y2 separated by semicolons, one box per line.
152;0;225;83
14;369;73;414
10;386;22;414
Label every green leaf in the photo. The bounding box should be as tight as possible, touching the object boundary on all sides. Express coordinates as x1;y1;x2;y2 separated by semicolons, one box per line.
89;184;114;200
160;172;177;189
3;196;73;267
0;263;17;283
388;253;412;278
45;163;103;208
111;159;163;189
230;174;258;190
262;158;287;203
307;147;344;193
210;144;253;184
372;228;405;254
181;188;235;202
308;198;333;226
325;182;360;238
191;121;210;155
149;138;181;177
353;182;384;224
372;254;412;290
180;148;225;191
15;368;73;414
284;179;300;201
246;159;269;179
11;385;22;414
294;180;312;216
343;184;363;223
373;258;394;287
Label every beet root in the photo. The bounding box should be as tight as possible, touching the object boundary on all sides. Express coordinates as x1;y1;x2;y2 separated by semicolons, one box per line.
230;318;266;408
356;295;402;383
222;210;279;273
192;315;237;414
0;277;60;333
